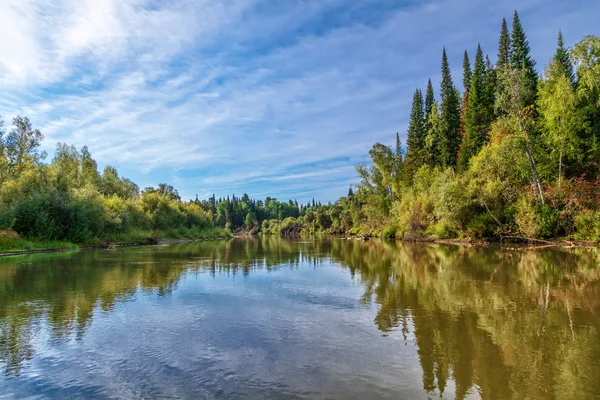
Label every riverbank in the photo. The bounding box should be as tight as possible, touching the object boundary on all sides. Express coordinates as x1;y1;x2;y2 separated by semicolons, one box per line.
340;233;598;248
0;227;232;257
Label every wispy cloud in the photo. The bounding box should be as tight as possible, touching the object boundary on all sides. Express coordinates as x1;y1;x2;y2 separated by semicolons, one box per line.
0;0;598;201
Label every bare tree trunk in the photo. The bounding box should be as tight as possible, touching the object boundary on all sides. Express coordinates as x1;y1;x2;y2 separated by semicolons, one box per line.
558;148;563;189
518;116;545;205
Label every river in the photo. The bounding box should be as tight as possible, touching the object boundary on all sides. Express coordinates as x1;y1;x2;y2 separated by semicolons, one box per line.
1;237;599;399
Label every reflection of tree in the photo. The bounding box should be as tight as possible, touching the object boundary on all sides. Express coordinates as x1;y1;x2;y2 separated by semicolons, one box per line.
0;238;599;399
331;239;600;399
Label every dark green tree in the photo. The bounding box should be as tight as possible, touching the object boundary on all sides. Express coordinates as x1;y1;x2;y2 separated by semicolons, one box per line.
460;44;493;170
497;18;511;68
463;50;472;91
440;48;462;168
425;79;435;120
553;30;576;86
510;11;538;107
405;89;426;171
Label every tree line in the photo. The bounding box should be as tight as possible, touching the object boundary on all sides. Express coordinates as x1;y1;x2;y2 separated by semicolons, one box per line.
0;120;226;250
247;12;600;241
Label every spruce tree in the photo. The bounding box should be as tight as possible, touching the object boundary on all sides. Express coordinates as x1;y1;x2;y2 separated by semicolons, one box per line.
405;89;426;179
553;30;576;86
425;79;435;119
440;48;461;168
406;89;426;161
497;18;511;68
460;44;493;170
485;55;497;115
463;50;472;91
510;11;538;106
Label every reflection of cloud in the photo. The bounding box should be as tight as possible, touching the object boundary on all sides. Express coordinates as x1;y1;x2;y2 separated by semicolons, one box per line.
0;0;598;201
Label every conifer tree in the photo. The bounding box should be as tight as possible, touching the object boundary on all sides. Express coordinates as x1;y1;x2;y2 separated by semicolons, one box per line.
406;89;426;162
498;18;511;68
440;48;461;168
485;55;497;116
404;89;426;179
460;44;493;169
463;50;472;91
511;11;538;106
425;79;435;120
553;30;576;86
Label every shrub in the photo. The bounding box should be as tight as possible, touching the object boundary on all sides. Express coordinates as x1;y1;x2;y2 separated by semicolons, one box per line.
426;220;459;239
574;210;600;242
515;197;560;239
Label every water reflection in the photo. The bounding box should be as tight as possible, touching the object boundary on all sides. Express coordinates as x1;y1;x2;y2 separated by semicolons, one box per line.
0;237;599;399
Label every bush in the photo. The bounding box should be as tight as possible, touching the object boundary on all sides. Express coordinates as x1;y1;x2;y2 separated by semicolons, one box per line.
515;197;560;239
12;190;110;242
426;220;459;239
466;213;498;239
574;210;600;242
0;204;15;230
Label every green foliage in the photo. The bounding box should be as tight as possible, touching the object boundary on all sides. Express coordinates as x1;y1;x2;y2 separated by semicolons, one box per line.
497;18;511;68
515;197;560;239
554;30;576;86
574;210;600;242
440;48;462;168
539;60;588;184
510;11;538;107
405;90;426;179
460;44;494;169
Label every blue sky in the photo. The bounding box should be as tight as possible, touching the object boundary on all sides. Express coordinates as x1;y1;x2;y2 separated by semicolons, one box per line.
0;0;598;202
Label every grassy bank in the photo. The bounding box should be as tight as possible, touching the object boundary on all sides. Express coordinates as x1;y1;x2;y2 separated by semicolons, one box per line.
0;227;231;254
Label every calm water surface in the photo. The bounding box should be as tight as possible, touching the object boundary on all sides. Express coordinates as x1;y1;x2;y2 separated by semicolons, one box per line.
1;237;599;399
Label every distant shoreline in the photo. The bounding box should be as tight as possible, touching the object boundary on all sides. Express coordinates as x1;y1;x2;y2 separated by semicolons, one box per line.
0;236;232;258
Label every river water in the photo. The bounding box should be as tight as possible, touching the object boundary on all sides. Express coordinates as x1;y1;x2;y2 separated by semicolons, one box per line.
1;237;599;399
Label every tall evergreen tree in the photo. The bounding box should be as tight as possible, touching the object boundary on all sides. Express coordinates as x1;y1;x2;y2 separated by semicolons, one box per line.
463;50;472;91
460;44;493;170
459;51;471;143
485;55;497;116
553;30;576;86
510;11;538;106
425;101;443;167
406;89;426;160
497;18;511;68
404;89;426;179
425;79;435;119
440;48;462;168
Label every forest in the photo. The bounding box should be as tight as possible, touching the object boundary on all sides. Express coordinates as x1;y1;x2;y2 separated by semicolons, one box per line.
1;11;599;250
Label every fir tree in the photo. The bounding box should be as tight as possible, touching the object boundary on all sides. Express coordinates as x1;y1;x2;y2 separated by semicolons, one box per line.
463;50;472;91
497;18;511;68
460;44;493;170
425;79;435;119
406;89;426;162
404;90;426;180
440;48;462;168
510;11;538;106
485;54;497;116
553;30;576;86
